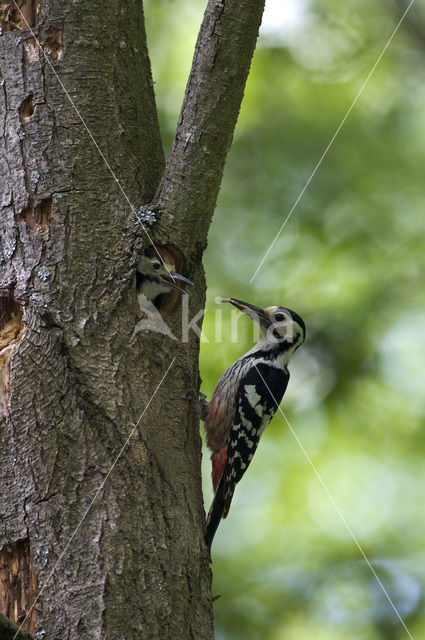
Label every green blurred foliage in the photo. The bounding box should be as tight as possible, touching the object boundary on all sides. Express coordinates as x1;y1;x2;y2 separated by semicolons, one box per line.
145;0;425;637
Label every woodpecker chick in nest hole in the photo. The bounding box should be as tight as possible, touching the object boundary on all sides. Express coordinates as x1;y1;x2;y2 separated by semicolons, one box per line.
136;246;193;310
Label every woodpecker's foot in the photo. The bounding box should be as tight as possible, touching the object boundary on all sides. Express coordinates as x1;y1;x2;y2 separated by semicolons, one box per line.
199;392;209;421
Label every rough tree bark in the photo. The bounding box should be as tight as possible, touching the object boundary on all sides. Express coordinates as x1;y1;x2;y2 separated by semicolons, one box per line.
0;0;265;638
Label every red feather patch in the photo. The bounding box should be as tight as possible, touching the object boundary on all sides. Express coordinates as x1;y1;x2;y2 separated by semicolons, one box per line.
211;446;227;492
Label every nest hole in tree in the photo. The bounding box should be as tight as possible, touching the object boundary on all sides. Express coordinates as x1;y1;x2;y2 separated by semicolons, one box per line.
0;539;37;636
43;24;63;63
0;0;39;31
18;94;35;124
144;244;189;317
17;197;53;234
0;295;25;418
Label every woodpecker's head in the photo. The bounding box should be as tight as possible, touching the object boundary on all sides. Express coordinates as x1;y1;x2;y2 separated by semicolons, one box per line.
222;298;306;354
137;247;193;302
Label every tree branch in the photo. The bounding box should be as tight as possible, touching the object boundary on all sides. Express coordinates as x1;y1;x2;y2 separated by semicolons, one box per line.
153;0;266;251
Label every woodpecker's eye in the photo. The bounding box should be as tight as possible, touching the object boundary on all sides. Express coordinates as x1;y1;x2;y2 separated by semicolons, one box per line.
275;312;285;322
152;262;161;270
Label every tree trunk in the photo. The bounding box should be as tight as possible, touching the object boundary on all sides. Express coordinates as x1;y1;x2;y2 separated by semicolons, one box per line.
0;0;265;638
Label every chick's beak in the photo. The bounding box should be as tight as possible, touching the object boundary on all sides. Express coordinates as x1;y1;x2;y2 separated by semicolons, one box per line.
221;298;270;330
160;271;193;294
169;271;193;286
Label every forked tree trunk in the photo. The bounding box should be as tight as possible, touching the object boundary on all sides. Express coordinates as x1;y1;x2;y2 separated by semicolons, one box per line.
0;0;265;638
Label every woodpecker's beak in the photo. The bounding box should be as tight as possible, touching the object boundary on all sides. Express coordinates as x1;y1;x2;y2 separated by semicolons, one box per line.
221;298;271;330
160;271;193;294
169;272;193;286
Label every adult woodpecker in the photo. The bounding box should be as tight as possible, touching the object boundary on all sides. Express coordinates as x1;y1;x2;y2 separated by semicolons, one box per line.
203;298;305;547
136;246;193;309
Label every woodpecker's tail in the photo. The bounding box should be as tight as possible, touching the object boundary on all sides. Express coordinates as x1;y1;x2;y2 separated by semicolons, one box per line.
205;477;225;548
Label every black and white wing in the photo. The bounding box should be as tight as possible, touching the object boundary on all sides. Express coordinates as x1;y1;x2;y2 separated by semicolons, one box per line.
205;361;289;547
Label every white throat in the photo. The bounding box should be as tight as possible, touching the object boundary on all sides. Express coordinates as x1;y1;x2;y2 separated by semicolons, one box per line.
138;278;170;305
